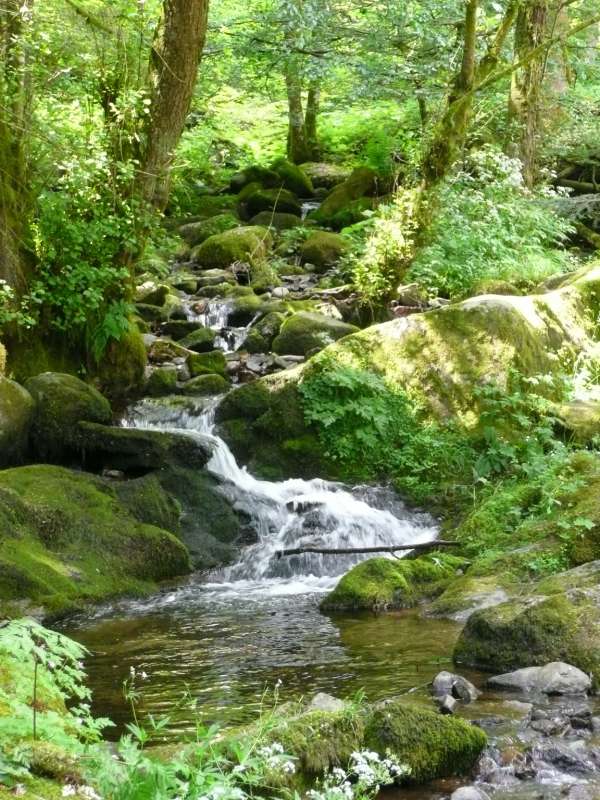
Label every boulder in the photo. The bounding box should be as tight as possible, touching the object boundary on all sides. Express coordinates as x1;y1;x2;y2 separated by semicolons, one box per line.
179;213;239;246
0;377;34;467
311;167;380;227
242;312;286;353
0;342;6;375
300;162;352;190
160;320;204;340
229;165;280;193
321;555;467;612
25;372;112;462
0;464;190;617
192;227;273;269
134;281;169;306
147;338;192;364
245;188;302;218
299;231;349;271
179;327;217;353
451;789;490;800
249;211;303;230
272;311;358;356
271;157;314;197
180;374;230;396
195;268;236;288
192;195;238;218
487;662;591;695
306;693;345;713
432;671;480;703
145;365;178;396
95;328;147;401
556;401;600;443
188;350;227;377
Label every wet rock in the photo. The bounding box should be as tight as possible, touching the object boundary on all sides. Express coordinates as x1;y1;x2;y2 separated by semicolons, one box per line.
533;741;597;775
307;693;345;713
144;365;178;397
135;281;169;306
180;374;230;396
272;311;359;357
432;671;480;703
179;327;217;354
160;320;203;340
450;788;490;800
436;694;458;714
192;227;273;269
487;662;592;695
272;287;290;299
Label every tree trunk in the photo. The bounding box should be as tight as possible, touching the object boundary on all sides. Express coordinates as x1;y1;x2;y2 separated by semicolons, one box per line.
0;0;34;292
136;0;209;210
509;0;549;187
422;0;479;184
285;65;311;164
305;80;320;161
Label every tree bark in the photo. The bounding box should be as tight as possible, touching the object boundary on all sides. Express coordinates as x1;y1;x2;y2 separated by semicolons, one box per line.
509;0;550;187
136;0;209;210
305;80;320;161
285;64;311;164
0;0;34;292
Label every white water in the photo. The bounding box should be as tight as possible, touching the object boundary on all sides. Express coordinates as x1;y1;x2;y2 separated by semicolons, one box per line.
125;396;439;595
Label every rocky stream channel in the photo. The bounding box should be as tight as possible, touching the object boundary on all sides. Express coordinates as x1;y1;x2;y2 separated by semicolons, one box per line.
58;265;600;800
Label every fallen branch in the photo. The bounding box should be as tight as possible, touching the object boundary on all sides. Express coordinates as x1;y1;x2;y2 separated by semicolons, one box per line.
276;541;456;558
558;179;599;193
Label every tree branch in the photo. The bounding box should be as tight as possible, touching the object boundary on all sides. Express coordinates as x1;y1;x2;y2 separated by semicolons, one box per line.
276;541;457;558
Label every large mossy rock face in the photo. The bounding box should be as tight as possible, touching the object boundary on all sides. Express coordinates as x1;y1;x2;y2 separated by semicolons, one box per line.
25;372;112;462
245;188;302;218
218;265;600;479
300;231;349;271
179;213;239;247
226;698;486;790
312;167;379;228
0;377;34;467
271;157;314;197
0;465;190;618
192;226;273;269
321;554;468;612
272;312;359;356
454;576;600;687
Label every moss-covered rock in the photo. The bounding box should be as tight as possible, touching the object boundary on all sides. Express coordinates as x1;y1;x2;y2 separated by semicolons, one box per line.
454;587;600;686
249;211;303;230
0;342;6;375
179;327;217;353
271;157;315;197
0;465;190;617
179;213;239;246
145;365;178;396
300;231;349;271
273;312;359;356
0;377;34;467
180;374;230;396
471;279;522;297
311;167;379;228
429;575;511;621
230;165;280;193
192;226;273;269
135;281;170;306
245;188;302;218
556;400;600;443
95;328;147;400
225;697;485;791
300;162;352;190
321;554;468;611
160;320;203;341
228;293;286;326
188;350;227;377
25;373;112;462
192;194;239;218
242;312;285;353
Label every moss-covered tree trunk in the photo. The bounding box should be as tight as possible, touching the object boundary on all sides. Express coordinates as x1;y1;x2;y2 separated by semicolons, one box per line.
136;0;209;210
305;80;321;161
509;0;550;187
285;66;311;164
0;0;33;292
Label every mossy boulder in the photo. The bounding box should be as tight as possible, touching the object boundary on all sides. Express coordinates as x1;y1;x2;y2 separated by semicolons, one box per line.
95;327;147;400
0;377;34;467
249;211;303;230
0;342;6;375
312;167;379;228
179;213;239;246
192;226;273;269
228;293;286;326
242;312;285;353
188;350;227;377
230;165;280;193
454;586;600;686
145;365;178;396
134;281;170;306
300;162;352;190
180;374;230;396
245;188;302;218
0;465;190;617
556;400;600;443
321;554;468;612
471;279;522;297
429;575;510;622
160;320;203;341
272;312;359;356
192;194;238;218
25;373;112;462
226;697;485;791
271;157;314;197
300;231;349;271
179;327;217;353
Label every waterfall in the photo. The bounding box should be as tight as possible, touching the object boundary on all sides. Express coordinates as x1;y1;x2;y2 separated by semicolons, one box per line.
125;397;439;593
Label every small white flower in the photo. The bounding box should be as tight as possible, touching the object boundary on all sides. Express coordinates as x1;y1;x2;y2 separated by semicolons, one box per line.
62;786;77;798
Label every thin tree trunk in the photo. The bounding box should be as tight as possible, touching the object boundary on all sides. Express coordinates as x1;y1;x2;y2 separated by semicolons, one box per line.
509;0;550;187
285;65;311;164
136;0;209;210
305;80;320;161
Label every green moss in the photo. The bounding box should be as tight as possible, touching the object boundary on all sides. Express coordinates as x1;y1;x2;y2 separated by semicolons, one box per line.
25;373;112;462
471;279;522;297
249;211;303;230
230;165;280;193
0;776;64;799
0;377;34;467
192;226;273;269
145;365;178;397
300;231;349;272
180;374;230;396
321;554;467;611
191;195;239;218
179;327;217;353
245;188;302;218
95;327;147;400
0;465;190;618
273;312;359;356
179;213;239;246
188;350;227;377
271;157;315;197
